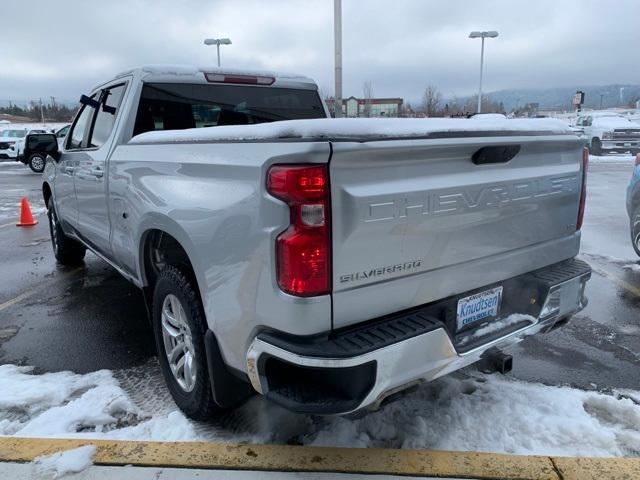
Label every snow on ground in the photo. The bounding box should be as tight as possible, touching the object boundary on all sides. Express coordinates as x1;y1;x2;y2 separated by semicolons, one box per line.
1;363;639;457
0;365;196;441
0;123;67;134
33;445;96;479
589;153;636;163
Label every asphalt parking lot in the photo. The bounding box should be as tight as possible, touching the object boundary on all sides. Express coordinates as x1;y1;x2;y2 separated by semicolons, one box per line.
1;157;640;428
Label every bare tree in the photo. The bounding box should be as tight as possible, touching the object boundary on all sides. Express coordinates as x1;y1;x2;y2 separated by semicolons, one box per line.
421;85;442;117
362;81;374;117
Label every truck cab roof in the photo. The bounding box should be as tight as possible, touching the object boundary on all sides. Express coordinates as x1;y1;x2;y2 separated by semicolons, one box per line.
94;64;319;92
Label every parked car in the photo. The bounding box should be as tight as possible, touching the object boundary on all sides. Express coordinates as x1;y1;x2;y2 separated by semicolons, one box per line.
0;129;27;160
41;65;591;418
575;113;640;155
627;154;640;257
13;128;48;172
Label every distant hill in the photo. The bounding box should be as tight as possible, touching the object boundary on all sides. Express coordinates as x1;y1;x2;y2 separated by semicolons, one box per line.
476;84;640;112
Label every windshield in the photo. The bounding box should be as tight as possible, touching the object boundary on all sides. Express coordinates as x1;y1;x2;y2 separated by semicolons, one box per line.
593;116;635;127
133;82;325;136
0;129;27;138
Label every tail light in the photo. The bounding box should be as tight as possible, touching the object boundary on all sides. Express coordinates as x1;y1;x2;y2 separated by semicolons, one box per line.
576;147;589;230
267;164;331;297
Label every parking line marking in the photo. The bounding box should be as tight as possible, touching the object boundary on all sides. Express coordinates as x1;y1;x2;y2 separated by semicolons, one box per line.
0;291;36;313
0;267;83;313
592;266;640;298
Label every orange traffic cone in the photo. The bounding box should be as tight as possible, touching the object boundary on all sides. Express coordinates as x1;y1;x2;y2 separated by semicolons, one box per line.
16;197;38;227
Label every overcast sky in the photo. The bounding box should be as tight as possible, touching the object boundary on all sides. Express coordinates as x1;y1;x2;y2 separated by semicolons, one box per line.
1;0;639;105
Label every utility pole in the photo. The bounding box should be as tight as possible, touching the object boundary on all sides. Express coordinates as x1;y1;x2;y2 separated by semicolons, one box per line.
39;98;45;124
333;0;343;118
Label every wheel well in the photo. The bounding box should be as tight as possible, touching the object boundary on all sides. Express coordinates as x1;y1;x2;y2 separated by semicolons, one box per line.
141;230;196;290
42;182;52;207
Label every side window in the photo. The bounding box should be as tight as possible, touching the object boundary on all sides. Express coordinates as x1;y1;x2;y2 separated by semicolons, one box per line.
585;117;592;126
67;103;95;150
57;125;70;138
90;84;126;148
576;117;584;126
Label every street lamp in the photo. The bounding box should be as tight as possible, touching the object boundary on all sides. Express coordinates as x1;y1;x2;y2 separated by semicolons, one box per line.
468;30;498;114
204;38;232;67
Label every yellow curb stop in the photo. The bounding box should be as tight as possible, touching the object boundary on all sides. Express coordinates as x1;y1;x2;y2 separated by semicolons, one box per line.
1;437;638;479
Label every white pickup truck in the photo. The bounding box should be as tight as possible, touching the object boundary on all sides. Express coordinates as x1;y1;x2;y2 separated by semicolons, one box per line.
38;65;591;418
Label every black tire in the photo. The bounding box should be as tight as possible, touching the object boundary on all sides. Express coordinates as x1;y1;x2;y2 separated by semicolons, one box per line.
47;198;86;265
28;153;46;173
631;206;640;258
591;138;603;156
152;265;219;420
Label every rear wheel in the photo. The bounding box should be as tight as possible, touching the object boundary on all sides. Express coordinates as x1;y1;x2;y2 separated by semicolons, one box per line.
632;206;640;257
28;153;46;173
591;138;603;156
152;265;219;420
47;198;86;265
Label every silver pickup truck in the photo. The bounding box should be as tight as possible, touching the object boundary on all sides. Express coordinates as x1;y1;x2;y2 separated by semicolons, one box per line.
39;65;591;418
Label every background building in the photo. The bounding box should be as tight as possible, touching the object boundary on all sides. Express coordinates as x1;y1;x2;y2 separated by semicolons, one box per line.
326;96;403;118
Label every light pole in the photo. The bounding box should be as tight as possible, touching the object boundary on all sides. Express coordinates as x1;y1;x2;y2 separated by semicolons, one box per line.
469;30;498;114
333;0;343;117
204;38;232;67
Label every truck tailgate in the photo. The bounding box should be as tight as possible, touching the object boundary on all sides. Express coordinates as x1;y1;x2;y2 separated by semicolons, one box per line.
330;134;585;328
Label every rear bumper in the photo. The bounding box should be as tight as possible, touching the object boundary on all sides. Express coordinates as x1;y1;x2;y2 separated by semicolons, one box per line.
246;258;591;415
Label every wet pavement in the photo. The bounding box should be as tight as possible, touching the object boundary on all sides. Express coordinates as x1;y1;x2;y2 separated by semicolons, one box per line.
0;157;639;401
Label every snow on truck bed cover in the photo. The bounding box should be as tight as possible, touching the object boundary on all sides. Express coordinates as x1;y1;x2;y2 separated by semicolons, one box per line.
129;117;575;144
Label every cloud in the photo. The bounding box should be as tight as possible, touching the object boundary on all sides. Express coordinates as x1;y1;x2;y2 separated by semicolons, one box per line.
1;0;638;105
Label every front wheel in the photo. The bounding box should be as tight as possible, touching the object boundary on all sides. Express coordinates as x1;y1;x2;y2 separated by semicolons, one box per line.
47;198;86;265
28;153;46;173
152;266;219;420
632;206;640;257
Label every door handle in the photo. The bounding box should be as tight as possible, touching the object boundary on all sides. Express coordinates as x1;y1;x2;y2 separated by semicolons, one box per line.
90;168;104;178
60;166;75;175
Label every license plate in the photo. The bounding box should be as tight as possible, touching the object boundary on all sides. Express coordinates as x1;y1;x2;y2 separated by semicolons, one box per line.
456;286;503;330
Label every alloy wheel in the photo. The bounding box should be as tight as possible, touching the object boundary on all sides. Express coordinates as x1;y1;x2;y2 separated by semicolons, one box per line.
161;294;197;392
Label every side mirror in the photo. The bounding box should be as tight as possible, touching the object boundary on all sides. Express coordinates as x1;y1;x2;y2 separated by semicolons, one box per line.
24;133;60;162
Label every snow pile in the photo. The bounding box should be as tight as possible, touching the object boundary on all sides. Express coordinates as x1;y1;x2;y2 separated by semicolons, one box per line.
33;445;96;479
130;117;573;144
623;263;640;273
304;374;640;457
2;364;640;457
0;365;196;441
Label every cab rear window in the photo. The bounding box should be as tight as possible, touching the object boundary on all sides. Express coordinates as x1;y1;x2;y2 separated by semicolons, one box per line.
133;83;325;136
